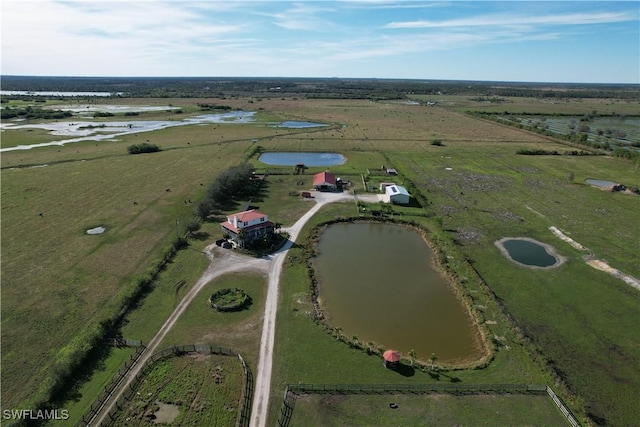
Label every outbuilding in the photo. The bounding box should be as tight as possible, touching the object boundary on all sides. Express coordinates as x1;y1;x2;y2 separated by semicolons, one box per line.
383;185;410;205
313;171;338;191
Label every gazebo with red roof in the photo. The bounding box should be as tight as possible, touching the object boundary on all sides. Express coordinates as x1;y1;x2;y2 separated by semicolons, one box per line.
383;350;401;368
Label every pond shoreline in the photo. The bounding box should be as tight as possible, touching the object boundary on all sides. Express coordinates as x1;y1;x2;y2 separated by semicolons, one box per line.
304;217;491;368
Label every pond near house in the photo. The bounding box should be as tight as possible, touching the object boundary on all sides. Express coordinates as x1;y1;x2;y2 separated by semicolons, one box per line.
495;238;563;268
313;222;481;362
258;152;345;166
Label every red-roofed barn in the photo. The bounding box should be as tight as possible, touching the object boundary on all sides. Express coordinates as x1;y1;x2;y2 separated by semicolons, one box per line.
313;171;337;191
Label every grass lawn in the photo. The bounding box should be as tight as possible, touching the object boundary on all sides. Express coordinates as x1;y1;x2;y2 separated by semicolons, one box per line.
58;346;134;426
288;393;570;426
159;272;267;369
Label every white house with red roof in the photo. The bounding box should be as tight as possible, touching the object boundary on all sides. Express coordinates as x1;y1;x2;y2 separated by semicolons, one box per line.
220;209;274;247
313;171;338;191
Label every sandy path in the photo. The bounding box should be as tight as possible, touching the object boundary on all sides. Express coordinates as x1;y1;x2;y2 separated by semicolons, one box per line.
90;248;269;426
249;192;362;427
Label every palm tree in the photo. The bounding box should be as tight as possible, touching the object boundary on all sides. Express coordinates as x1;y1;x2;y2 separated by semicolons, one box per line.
429;352;437;371
409;349;417;367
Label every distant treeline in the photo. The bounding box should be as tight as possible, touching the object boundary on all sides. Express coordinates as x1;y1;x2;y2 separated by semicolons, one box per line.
516;148;597;156
2;75;638;100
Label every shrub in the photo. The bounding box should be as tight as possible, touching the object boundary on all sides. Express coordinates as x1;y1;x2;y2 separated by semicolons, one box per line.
127;143;160;154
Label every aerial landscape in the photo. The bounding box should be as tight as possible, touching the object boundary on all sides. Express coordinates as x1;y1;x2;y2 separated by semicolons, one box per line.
1;1;639;427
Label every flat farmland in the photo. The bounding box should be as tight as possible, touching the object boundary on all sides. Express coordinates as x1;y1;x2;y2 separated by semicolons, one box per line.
383;141;640;425
288;393;570;426
2;95;638;426
0;120;255;407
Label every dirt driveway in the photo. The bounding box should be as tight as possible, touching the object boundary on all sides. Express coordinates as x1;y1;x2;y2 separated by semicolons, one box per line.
91;191;373;427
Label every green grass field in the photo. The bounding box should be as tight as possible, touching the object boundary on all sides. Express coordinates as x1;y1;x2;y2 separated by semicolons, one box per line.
288;393;570;426
108;354;244;426
2;95;639;426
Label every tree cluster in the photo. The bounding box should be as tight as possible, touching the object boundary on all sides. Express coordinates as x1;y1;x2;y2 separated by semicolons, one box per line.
1;105;72;120
126;143;160;154
196;163;257;219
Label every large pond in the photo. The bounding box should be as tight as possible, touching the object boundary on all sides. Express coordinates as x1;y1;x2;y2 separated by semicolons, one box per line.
313;223;480;362
258;152;345;166
495;238;563;268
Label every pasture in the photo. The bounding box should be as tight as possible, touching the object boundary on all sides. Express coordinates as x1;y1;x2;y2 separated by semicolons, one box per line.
287;393;570;426
109;353;244;426
1;94;638;426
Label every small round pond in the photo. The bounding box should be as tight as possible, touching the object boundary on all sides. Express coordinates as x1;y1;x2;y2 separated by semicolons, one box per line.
86;226;106;235
313;222;482;362
585;178;618;188
258;152;345;166
495;238;563;268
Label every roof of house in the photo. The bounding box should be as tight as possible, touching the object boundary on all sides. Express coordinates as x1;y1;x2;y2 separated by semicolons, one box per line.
313;171;337;186
386;185;410;196
228;209;267;222
221;220;274;234
220;209;270;233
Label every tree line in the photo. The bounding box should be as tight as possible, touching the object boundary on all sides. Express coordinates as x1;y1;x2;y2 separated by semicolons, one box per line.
3;75;638;100
195;163;258;219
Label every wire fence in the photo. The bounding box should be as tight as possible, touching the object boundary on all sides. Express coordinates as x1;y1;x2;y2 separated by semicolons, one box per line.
81;344;252;427
276;383;582;427
76;344;146;426
546;386;581;427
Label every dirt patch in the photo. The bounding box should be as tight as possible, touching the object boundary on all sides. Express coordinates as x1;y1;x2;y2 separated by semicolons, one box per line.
153;400;180;424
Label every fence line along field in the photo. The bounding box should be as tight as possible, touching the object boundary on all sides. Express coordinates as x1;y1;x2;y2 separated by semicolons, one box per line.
1;90;638;427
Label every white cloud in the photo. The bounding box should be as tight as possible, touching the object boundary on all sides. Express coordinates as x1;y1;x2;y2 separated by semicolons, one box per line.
385;11;635;29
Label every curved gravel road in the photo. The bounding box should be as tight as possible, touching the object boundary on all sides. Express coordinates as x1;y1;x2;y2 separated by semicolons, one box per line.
91;191;375;426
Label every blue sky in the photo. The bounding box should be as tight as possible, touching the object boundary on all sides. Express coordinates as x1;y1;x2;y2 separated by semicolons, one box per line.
1;1;639;83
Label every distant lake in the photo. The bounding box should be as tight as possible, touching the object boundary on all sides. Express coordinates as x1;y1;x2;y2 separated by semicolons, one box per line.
1;90;121;97
258;152;345;166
